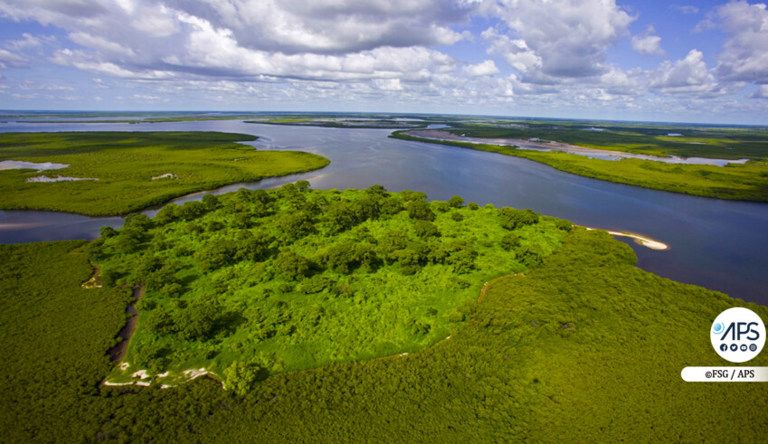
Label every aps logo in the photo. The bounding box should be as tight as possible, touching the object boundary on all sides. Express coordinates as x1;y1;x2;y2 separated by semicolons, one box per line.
711;307;765;363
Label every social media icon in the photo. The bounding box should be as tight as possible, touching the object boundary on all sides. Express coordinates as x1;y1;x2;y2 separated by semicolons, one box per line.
711;307;766;363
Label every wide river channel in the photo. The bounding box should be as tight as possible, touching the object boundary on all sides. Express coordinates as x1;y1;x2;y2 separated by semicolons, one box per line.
1;120;767;305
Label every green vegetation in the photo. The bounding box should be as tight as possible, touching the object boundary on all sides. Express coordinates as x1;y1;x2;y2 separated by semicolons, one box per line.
450;120;768;159
392;131;768;202
0;132;329;215
0;241;129;441
92;184;568;383
2;223;766;441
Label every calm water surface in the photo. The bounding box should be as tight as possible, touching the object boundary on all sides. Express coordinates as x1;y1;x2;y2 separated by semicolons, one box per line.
1;120;767;304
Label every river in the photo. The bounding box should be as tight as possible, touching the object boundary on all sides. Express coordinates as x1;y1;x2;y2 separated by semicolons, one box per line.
1;120;767;304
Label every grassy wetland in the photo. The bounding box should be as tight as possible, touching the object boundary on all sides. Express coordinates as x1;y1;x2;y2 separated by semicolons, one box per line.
0;124;765;441
0;132;329;215
392;124;768;202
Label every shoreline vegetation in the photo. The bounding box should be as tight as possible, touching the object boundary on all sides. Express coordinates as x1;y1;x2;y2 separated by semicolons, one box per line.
407;129;750;166
0;132;330;216
1;221;766;441
390;130;768;202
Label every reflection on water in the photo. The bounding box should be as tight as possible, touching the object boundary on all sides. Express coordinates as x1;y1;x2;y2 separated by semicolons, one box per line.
1;120;767;304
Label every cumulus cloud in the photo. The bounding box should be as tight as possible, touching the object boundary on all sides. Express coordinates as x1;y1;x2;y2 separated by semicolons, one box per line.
714;1;768;84
163;0;473;54
599;66;644;95
0;0;477;84
652;50;718;94
484;0;634;78
464;59;499;76
170;12;457;81
631;26;664;56
0;0;765;121
482;27;542;76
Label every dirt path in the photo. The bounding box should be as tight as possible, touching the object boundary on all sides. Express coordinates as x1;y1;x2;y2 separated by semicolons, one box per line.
81;265;102;289
107;285;145;362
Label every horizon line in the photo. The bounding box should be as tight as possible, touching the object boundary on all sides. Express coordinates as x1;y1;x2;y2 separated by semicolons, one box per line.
1;109;766;128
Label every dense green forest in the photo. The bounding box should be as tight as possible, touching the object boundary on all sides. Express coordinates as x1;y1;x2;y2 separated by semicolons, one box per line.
0;132;329;215
2;222;766;441
92;184;570;385
0;241;130;441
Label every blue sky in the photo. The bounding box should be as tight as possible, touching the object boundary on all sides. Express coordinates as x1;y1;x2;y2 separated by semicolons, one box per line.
0;0;767;124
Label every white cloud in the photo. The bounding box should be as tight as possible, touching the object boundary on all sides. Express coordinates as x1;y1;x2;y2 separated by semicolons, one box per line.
1;32;57;70
50;48;175;79
170;12;458;81
132;93;166;102
17;80;74;92
7;33;55;50
0;48;27;68
69;32;136;56
485;0;634;78
652;50;718;94
0;0;765;121
164;0;473;54
131;4;179;37
374;78;404;91
0;0;473;84
465;59;499;76
599;66;643;95
715;1;768;83
632;26;664;56
482;28;542;75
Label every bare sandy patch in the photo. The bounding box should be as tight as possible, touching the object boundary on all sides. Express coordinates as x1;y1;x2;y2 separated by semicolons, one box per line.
27;176;98;183
585;227;669;251
0;160;68;171
152;173;178;180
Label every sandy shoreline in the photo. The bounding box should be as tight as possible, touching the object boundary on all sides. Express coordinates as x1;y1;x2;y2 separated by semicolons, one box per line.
584;227;669;250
